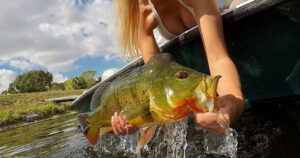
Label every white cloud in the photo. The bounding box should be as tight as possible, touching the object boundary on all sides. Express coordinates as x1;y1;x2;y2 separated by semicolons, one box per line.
0;0;119;74
9;59;35;71
104;54;122;61
53;73;68;83
0;69;17;93
102;68;119;81
0;60;6;65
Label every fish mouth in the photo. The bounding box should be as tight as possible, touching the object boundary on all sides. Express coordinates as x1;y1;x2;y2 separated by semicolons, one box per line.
84;127;99;145
193;75;221;113
152;75;221;121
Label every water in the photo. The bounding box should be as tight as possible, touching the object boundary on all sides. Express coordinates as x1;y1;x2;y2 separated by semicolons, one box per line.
1;105;300;158
0;113;88;158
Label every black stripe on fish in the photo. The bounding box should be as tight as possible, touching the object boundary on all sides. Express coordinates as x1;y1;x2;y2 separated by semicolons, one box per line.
113;87;121;110
129;80;140;105
90;82;111;111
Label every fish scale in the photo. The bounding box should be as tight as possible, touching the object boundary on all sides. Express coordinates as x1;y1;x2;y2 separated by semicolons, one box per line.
76;53;221;146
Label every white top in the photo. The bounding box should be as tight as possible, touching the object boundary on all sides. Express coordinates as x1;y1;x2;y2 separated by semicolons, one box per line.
148;0;232;41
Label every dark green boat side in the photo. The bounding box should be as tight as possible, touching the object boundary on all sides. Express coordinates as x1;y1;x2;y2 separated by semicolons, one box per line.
71;0;300;112
162;0;300;103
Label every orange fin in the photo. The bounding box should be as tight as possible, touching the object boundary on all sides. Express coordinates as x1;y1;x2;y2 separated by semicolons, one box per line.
138;124;158;147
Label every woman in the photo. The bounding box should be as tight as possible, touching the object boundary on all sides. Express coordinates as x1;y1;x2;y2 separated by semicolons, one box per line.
111;0;245;135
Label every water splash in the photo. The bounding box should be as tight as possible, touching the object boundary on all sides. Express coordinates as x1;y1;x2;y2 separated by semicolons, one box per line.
94;117;238;158
141;117;189;158
203;128;238;158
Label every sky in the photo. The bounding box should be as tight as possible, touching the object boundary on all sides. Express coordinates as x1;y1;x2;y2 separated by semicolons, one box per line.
0;0;127;93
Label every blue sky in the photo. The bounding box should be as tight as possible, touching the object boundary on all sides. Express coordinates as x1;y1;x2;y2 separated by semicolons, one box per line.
0;0;127;92
62;56;125;78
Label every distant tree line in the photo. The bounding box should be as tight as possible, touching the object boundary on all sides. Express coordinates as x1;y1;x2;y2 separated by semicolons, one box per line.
2;70;101;94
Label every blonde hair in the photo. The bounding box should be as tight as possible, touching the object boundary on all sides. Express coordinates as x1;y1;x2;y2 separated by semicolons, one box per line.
113;0;140;60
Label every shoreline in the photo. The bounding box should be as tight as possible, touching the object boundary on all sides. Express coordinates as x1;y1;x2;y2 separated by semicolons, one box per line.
0;110;78;132
0;90;84;131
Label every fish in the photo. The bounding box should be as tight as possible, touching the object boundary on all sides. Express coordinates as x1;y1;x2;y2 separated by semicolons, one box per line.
76;53;221;146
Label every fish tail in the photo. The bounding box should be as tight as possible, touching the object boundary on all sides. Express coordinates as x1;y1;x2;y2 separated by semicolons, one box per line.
77;113;100;145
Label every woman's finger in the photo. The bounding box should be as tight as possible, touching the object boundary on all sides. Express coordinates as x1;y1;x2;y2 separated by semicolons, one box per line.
114;113;125;134
194;112;218;126
119;116;126;127
111;116;120;135
194;112;226;134
216;111;229;129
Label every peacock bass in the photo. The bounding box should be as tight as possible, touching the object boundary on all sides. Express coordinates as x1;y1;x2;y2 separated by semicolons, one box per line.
76;53;221;146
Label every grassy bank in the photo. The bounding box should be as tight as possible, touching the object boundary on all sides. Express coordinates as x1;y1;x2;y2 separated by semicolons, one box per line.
0;90;84;127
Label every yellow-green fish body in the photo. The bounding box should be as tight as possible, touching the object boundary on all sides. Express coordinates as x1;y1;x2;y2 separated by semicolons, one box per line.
77;53;220;145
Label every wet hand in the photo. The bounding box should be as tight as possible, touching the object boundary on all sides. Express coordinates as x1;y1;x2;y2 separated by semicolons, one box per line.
194;94;245;134
111;112;138;135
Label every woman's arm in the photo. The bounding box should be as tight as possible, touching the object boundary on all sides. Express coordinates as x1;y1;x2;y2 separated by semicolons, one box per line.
186;0;245;133
137;0;160;62
111;0;160;135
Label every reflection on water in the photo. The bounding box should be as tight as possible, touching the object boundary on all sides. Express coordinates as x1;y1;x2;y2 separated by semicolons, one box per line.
1;106;300;158
0;113;88;158
0;113;237;158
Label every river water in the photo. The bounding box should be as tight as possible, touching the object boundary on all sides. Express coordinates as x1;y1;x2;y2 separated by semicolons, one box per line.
1;104;300;158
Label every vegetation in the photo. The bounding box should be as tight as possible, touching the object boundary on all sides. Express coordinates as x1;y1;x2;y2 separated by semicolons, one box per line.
64;78;74;90
80;70;97;88
0;90;84;127
0;69;102;127
64;71;98;90
7;70;53;94
2;70;101;94
72;77;87;89
50;82;65;91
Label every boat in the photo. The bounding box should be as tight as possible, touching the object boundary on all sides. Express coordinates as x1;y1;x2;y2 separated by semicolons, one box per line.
71;0;300;112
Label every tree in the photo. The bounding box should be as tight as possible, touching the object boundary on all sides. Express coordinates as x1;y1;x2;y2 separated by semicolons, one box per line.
50;82;65;91
95;76;102;84
63;70;97;90
80;70;96;88
64;77;87;90
72;77;87;89
7;70;53;93
8;82;19;94
1;90;8;95
64;78;74;90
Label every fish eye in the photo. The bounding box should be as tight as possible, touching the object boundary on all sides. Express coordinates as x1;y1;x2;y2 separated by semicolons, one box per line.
175;71;188;79
86;120;90;125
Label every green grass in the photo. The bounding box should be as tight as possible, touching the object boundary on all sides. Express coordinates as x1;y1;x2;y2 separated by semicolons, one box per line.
0;90;84;127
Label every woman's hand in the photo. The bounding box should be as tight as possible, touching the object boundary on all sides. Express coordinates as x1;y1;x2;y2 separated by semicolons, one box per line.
111;112;138;135
194;94;245;134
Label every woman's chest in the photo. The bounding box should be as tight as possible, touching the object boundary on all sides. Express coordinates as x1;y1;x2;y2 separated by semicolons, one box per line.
153;0;197;35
